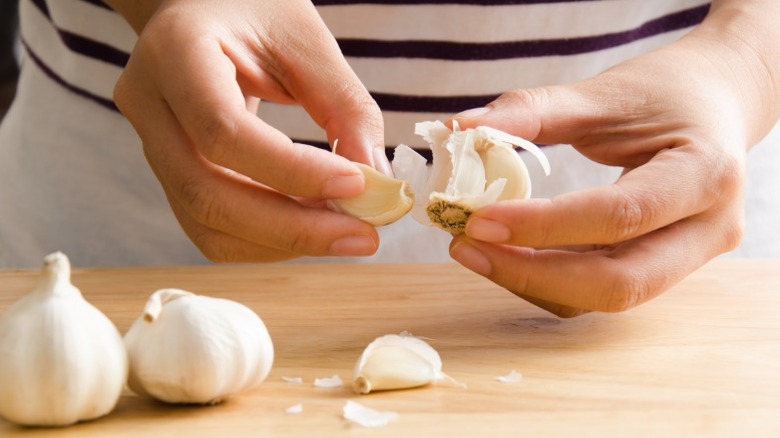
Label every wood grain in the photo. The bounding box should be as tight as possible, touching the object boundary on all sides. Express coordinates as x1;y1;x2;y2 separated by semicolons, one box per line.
0;260;778;436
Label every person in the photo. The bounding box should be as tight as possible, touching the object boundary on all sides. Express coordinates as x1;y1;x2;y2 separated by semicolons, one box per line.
1;0;778;317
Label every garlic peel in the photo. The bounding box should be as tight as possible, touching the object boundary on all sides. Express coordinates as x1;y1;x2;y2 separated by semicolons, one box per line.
352;333;449;394
313;374;344;388
496;370;523;384
123;288;274;404
392;144;432;224
327;163;414;226
343;400;398;428
0;252;127;426
406;121;550;232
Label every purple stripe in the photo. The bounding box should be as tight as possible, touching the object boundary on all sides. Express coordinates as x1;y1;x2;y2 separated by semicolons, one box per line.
22;39;119;111
294;139;435;162
372;92;497;113
339;5;709;60
26;0;708;71
28;0;50;18
295;139;549;164
59;31;130;67
26;0;129;67
77;0;112;10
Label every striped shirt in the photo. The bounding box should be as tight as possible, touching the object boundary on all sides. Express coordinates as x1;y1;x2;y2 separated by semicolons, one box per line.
20;0;711;157
22;0;779;268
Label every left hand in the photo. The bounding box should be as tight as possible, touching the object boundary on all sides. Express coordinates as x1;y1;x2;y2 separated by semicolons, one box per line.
449;1;779;317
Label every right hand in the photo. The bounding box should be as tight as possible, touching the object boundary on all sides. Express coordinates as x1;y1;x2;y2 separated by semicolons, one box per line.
111;0;387;262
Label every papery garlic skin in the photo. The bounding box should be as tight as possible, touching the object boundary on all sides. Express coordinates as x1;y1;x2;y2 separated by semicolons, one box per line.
0;252;127;426
123;289;274;404
328;163;414;226
396;121;550;232
352;333;447;394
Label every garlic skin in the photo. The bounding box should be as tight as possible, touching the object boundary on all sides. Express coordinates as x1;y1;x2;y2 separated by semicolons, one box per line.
327;163;414;226
0;252;127;426
352;333;448;394
123;289;274;404
394;121;550;232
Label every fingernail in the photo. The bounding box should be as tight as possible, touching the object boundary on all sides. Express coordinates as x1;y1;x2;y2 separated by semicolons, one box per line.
455;107;491;119
466;218;510;243
330;235;377;256
373;147;394;177
323;174;364;198
450;242;492;276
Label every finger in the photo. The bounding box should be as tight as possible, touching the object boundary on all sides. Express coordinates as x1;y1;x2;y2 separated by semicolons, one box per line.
451;203;741;312
266;5;390;174
465;146;732;247
121;70;379;258
166;196;297;263
450;85;592;145
130;26;367;200
450;80;672;168
149;130;379;258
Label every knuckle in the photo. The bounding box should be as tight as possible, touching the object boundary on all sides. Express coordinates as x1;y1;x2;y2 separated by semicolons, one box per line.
723;223;745;252
190;232;229;263
503;87;551;107
278;222;315;255
261;204;318;256
112;74;131;114
178;177;227;228
604;192;647;243
336;86;383;132
197;112;239;164
599;266;648;313
720;211;745;253
714;151;746;197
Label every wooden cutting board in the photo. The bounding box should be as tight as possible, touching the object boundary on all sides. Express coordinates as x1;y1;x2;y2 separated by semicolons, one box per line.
0;260;779;436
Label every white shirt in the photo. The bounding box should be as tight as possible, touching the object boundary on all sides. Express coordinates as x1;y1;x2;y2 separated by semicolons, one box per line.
2;0;777;268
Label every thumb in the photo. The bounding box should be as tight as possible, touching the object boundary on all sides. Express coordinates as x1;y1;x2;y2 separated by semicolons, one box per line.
450;85;601;146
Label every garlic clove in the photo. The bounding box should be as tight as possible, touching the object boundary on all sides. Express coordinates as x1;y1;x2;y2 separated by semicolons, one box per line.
476;125;551;176
0;252;127;427
352;333;448;394
482;140;532;201
426;178;507;233
123;288;274;404
402;121;550;232
327;163;415;226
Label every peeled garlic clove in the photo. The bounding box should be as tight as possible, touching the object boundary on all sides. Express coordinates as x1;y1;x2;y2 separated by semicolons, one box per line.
482;140;531;202
401;121;550;233
123;288;274;404
327;163;414;226
352;333;448;394
0;252;127;426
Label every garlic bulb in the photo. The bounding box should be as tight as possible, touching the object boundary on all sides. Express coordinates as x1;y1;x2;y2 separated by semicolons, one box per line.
327;163;414;226
352;333;451;394
0;252;127;426
123;288;274;404
394;121;551;232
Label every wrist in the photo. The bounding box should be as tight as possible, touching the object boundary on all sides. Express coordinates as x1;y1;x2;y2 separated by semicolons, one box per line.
689;1;780;147
102;0;166;34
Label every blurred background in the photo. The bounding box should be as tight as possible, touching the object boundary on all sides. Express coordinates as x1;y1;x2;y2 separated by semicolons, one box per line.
1;0;19;122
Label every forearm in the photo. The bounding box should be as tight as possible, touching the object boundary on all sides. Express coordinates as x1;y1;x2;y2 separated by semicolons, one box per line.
686;0;780;147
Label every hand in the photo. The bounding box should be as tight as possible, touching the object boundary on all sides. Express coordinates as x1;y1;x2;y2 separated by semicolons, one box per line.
109;0;388;262
449;1;780;317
